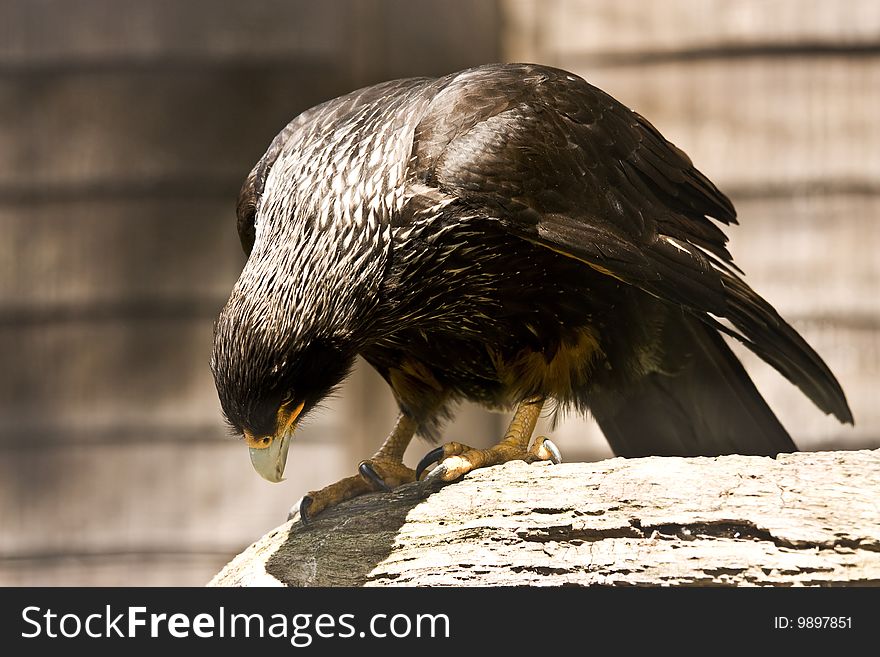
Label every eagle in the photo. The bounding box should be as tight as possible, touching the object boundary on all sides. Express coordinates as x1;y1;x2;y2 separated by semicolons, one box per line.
211;63;852;522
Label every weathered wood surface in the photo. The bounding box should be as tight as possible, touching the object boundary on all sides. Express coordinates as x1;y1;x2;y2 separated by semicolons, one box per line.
210;449;880;587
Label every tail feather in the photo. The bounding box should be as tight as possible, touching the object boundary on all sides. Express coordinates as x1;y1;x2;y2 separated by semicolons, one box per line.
589;313;797;457
715;273;853;424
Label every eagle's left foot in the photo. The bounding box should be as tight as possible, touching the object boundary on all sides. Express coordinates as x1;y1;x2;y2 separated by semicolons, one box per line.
290;414;418;524
416;398;561;482
293;457;416;524
357;458;417;492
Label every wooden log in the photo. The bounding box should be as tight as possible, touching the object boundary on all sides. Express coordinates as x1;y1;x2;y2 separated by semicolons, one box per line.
210;449;880;586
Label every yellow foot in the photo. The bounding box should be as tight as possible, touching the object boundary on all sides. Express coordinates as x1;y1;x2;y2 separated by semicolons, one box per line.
415;436;562;482
291;458;416;524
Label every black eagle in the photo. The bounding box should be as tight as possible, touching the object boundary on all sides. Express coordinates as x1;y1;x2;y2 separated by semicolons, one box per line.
212;63;852;521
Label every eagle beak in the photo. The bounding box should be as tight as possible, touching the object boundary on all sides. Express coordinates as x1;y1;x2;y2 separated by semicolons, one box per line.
245;400;304;483
248;433;291;483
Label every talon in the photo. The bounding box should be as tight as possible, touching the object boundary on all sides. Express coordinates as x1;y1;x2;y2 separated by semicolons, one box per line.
297;495;313;525
359;461;390;492
423;462;449;482
416;446;445;480
530;435;563;464
544;438;563;465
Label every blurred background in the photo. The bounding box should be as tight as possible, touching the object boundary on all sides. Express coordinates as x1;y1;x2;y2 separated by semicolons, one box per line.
1;0;878;585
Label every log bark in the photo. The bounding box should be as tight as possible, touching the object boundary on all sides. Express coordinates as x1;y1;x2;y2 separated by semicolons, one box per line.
209;449;880;586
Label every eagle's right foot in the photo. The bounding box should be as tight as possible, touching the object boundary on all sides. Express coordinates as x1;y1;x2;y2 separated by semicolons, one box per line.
415;398;561;482
415;435;561;482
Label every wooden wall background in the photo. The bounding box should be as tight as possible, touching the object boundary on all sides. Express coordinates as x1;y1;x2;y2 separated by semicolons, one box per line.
0;0;500;586
2;0;877;586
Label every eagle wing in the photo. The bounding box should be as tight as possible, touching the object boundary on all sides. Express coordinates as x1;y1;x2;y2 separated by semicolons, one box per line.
236;77;433;256
411;64;851;423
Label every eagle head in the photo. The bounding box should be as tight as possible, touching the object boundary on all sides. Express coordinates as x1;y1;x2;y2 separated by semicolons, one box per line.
211;292;357;482
212;94;398;483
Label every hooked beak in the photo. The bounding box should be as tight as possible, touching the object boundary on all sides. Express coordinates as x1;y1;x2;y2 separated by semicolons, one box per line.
248;433;291;482
244;401;304;483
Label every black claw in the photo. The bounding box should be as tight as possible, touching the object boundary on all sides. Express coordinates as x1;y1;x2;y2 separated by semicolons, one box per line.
296;495;313;525
415;447;445;481
359;462;390;492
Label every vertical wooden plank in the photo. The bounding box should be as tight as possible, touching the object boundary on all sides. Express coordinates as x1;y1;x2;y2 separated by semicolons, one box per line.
503;0;880;58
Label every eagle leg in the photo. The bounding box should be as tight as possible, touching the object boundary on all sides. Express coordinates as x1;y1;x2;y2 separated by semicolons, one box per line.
292;414;417;524
415;398;562;482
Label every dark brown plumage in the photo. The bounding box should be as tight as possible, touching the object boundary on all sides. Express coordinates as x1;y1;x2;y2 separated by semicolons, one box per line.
212;63;852;498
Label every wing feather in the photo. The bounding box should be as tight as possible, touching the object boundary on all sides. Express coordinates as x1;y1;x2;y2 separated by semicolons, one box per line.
412;64;852;423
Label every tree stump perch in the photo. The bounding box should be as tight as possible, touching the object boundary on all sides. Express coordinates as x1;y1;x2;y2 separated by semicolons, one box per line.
210;449;880;586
